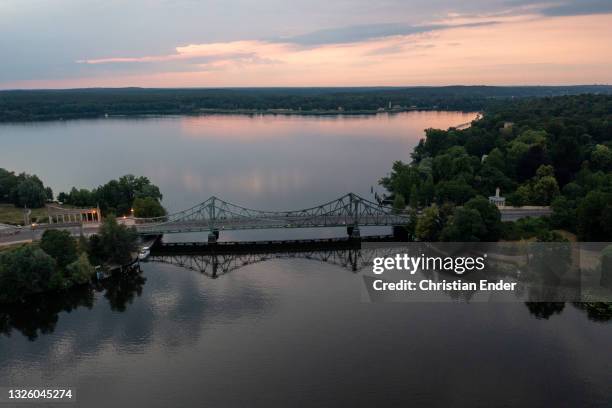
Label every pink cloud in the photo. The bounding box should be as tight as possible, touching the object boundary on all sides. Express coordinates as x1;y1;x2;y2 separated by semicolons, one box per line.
5;13;612;88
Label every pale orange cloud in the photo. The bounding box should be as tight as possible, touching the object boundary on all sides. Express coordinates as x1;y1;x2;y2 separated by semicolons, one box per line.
6;13;612;88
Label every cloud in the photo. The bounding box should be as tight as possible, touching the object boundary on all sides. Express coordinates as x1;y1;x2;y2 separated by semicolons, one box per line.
505;0;612;16
3;6;612;88
277;21;498;46
76;20;499;68
540;0;612;16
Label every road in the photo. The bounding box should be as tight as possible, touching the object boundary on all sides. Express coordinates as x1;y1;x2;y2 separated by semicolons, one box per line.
499;207;552;221
0;224;101;247
0;206;552;247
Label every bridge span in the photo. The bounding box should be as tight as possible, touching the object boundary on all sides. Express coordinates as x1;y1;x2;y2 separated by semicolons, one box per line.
133;193;411;241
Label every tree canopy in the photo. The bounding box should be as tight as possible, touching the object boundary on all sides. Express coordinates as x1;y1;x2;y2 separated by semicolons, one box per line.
381;94;612;241
0;169;52;208
58;174;164;216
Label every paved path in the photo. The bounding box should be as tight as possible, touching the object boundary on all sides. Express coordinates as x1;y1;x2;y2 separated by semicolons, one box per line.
0;225;100;246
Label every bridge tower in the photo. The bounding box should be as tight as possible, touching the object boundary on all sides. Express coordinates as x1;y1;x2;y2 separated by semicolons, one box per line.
208;197;219;244
347;193;361;239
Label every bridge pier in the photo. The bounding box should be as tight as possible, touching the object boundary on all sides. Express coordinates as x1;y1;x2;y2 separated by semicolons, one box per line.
208;229;219;244
392;226;409;241
347;226;361;239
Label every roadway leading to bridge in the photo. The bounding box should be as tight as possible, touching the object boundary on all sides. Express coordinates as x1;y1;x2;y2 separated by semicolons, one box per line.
0;224;100;247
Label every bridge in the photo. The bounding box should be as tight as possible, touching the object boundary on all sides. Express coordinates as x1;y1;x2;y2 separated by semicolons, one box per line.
0;193;551;248
133;193;411;241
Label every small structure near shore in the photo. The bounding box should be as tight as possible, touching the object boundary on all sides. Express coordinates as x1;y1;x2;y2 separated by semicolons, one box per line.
46;204;102;225
489;187;506;208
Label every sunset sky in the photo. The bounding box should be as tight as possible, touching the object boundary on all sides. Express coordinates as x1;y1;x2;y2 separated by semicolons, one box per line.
1;0;611;89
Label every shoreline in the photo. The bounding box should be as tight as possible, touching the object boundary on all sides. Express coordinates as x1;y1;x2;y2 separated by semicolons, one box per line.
0;107;481;124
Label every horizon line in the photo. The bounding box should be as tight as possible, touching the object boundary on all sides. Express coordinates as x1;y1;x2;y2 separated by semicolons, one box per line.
1;84;611;92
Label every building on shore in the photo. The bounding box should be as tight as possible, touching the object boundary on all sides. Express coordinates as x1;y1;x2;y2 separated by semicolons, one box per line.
489;188;506;208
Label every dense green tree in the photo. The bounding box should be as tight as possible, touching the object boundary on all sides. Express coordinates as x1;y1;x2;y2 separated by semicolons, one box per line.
0;169;18;202
92;216;138;266
409;185;418;209
15;177;47;208
40;230;78;269
0;169;53;208
464;196;502;241
440;208;486;242
550;196;576;231
65;254;96;285
392;194;406;212
381;94;612;241
133;196;166;218
379;161;420;201
515;129;547;146
591;144;612;171
475;165;514;197
415;205;443;241
531;176;560;205
62;187;96;207
518;144;549;182
434;179;476;205
561;182;583;200
551;136;583;185
483;148;506;172
0;246;56;303
59;174;163;216
419;175;435;206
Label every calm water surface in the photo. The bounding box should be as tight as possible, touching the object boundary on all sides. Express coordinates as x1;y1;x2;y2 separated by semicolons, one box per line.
1;112;611;407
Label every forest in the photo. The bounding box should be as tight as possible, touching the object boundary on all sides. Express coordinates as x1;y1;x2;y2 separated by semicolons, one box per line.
1;85;611;122
381;94;612;242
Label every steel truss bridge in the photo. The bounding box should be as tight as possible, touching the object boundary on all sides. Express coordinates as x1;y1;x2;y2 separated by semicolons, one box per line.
134;193;411;237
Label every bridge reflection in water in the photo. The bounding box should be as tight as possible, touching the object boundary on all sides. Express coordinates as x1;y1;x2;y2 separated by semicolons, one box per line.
146;239;404;278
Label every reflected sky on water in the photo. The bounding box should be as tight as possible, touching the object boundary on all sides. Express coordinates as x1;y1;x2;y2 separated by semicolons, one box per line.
1;260;611;407
0;111;476;212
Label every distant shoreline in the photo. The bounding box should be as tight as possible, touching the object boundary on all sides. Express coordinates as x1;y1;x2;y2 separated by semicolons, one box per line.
1;85;609;124
0;107;481;124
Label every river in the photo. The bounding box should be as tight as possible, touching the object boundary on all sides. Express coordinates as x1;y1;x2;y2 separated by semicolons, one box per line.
1;112;611;407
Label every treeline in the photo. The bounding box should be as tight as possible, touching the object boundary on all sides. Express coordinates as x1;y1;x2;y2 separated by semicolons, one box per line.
0;216;137;303
0;170;166;218
381;94;612;241
1;86;611;122
0;169;53;208
58;174;165;217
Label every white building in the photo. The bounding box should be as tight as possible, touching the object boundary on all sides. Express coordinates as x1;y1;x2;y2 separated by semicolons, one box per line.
489;187;506;208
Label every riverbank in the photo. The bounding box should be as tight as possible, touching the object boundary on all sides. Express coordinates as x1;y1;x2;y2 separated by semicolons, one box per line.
2;85;609;123
0;107;472;124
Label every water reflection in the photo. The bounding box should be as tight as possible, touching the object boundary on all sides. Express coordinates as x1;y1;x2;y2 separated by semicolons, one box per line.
147;246;612;322
2;244;610;343
0;271;146;341
0;111;478;213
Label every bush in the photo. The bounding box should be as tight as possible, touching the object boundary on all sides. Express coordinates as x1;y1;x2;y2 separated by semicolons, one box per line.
464;196;502;241
133;196;166;218
90;216;138;266
40;229;78;269
65;253;95;285
0;246;56;302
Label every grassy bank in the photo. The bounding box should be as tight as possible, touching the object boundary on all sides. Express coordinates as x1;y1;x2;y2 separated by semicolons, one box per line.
0;204;48;225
